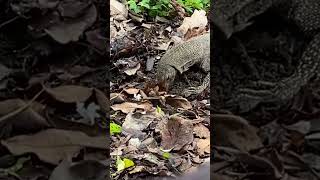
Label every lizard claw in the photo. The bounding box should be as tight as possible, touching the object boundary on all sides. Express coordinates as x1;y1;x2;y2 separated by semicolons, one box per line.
182;87;204;97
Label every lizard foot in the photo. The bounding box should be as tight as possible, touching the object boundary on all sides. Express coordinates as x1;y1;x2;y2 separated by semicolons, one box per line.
182;86;206;97
226;86;277;113
227;79;298;113
225;93;264;113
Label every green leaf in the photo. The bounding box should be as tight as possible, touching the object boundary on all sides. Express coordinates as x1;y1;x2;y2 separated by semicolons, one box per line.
162;152;171;159
116;157;135;171
156;105;162;114
185;0;203;9
128;0;141;13
116;156;125;171
138;0;151;9
123;158;135;168
110;122;122;135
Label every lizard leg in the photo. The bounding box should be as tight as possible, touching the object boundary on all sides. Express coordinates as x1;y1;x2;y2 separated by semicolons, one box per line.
182;74;192;86
250;80;276;89
182;73;210;97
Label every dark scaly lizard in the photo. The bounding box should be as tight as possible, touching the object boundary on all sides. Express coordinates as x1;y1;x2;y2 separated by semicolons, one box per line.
156;0;274;97
215;0;320;112
156;33;210;97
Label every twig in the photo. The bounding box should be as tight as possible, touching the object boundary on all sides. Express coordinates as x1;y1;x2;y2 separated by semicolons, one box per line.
0;88;44;123
0;16;19;30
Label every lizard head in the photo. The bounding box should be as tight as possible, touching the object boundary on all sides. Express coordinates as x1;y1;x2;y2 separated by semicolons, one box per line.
156;65;176;91
211;0;274;39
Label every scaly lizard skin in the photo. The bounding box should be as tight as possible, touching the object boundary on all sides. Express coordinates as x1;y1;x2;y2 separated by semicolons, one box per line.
156;33;210;97
215;0;320;112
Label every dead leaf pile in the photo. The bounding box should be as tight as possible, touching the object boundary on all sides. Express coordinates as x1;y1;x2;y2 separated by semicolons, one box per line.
110;84;210;179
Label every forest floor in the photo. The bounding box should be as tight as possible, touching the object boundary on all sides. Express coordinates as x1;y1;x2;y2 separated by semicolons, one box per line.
0;1;108;180
110;1;210;179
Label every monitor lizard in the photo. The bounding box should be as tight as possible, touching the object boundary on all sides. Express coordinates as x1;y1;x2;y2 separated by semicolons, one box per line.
156;0;276;97
220;0;320;112
156;33;210;97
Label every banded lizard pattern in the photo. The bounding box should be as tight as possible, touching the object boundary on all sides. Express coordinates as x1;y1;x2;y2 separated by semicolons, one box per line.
156;33;210;97
215;0;320;112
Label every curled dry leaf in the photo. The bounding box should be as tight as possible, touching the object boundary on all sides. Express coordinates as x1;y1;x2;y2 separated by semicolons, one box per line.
111;102;152;114
193;123;210;138
110;93;125;104
1;129;106;165
213;114;263;152
165;95;192;110
45;85;93;103
159;116;193;151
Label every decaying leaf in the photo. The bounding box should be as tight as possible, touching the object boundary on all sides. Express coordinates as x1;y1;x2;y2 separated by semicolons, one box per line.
1;129;106;165
49;159;107;180
122;112;155;136
124;88;140;95
165;95;192;109
111;102;153;114
213;114;263;152
45;85;93;103
124;63;140;76
195;138;210;156
0;99;49;134
45;4;97;44
159;115;193;151
193;123;210;138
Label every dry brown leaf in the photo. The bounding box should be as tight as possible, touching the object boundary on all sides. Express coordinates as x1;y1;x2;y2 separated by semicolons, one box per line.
45;4;97;44
213;114;263;152
49;159;107;180
124;63;140;76
196;138;210;156
110;93;125;104
122;112;155;135
159;116;193;150
0;99;49;135
129;166;145;174
193;123;210;138
165;96;192;109
55;65;95;81
45;85;93;103
177;10;207;36
110;0;128;20
111;102;152;114
1;129;106;165
124;88;140;95
94;88;109;115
